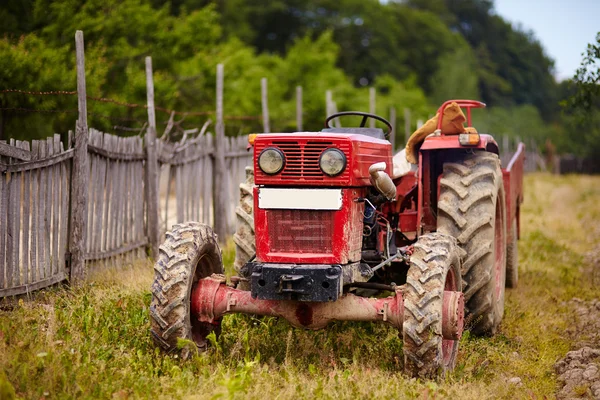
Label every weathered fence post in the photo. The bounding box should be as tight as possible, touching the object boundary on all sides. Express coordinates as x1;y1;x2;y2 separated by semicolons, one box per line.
296;86;303;131
69;30;90;284
369;87;376;128
325;90;333;117
145;56;160;258
261;77;270;133
404;108;411;144
389;107;396;152
325;90;340;128
213;64;228;242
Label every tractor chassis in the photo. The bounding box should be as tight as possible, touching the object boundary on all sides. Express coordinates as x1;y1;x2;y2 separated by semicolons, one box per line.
191;274;464;339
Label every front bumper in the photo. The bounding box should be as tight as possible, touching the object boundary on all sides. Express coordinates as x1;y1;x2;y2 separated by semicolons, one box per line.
242;262;373;302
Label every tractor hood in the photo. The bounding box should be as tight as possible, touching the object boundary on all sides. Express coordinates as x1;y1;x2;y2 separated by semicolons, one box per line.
253;132;392;187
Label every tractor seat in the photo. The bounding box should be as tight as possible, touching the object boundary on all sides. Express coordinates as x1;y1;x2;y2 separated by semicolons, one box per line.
321;127;386;140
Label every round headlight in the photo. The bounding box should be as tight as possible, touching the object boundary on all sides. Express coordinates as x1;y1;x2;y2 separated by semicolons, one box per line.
258;147;285;175
319;148;346;177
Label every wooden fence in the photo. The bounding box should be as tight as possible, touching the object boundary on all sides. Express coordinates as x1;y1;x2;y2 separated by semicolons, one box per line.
85;129;147;264
0;129;251;298
0;135;73;297
158;134;251;234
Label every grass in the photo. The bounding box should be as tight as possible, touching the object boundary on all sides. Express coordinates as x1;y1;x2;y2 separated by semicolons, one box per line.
1;173;600;399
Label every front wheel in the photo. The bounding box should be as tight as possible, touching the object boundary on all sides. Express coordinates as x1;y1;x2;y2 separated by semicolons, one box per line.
403;232;463;378
150;222;224;356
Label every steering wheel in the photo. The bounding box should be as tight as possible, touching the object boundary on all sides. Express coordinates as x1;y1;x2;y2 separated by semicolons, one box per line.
325;111;393;140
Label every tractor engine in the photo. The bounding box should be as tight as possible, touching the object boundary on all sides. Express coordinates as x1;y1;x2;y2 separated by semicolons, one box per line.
241;131;394;302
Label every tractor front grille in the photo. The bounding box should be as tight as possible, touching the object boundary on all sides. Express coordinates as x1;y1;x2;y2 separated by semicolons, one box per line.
266;209;334;254
256;140;350;183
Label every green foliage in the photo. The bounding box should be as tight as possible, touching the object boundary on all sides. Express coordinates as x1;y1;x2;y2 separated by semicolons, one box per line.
0;0;578;153
559;32;600;157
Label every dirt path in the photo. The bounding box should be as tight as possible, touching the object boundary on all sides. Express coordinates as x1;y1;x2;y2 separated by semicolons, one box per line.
555;244;600;399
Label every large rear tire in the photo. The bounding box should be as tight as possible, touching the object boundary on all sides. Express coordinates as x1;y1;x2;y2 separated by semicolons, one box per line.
437;152;507;335
506;219;518;288
150;222;224;356
233;167;255;290
403;232;463;378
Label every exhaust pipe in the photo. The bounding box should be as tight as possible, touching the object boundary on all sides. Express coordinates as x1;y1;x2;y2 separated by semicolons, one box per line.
369;162;396;201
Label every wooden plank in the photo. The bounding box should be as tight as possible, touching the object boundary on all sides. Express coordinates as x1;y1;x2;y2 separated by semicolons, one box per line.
87;144;145;161
37;141;47;279
30;141;39;283
186;146;193;221
0;141;31;161
0;149;74;173
123;138;130;253
13;141;22;286
135;136;144;248
94;130;104;253
175;162;183;223
84;239;147;261
59;139;68;278
204;134;213;226
45;137;53;277
109;136;118;253
127;138;135;258
0;270;66;298
145;56;160;258
0;148;6;289
194;157;202;222
164;165;173;232
261;77;270;133
70;30;90;284
101;133;111;254
296;85;303;131
51;135;60;276
117;137;126;251
6;140;16;288
85;131;95;254
21;142;31;285
31;140;40;282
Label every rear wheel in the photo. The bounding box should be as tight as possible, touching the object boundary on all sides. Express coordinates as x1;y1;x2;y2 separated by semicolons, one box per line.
150;222;224;356
233;167;255;290
403;232;463;378
506;219;518;288
437;151;507;335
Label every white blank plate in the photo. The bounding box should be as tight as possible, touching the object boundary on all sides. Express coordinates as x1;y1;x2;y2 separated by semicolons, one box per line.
258;188;343;210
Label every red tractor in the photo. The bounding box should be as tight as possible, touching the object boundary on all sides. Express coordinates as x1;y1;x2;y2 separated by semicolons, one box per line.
150;100;525;378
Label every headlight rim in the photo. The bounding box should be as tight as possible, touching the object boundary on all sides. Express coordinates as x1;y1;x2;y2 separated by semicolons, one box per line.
319;147;347;177
258;147;286;175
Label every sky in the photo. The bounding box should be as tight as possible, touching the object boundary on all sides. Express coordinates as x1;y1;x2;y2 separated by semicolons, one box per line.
493;0;600;81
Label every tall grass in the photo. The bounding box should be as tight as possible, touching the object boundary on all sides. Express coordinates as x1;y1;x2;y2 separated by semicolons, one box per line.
1;173;599;399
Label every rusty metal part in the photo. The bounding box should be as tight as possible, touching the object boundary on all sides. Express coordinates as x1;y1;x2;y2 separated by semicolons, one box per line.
191;275;463;338
442;290;465;340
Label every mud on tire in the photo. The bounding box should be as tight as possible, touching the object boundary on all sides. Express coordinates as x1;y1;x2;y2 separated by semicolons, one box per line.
150;222;224;355
233;167;255;289
403;232;463;378
506;219;518;288
437;151;507;335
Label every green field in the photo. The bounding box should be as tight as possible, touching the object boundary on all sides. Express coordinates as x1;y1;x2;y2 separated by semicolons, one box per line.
1;173;599;399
